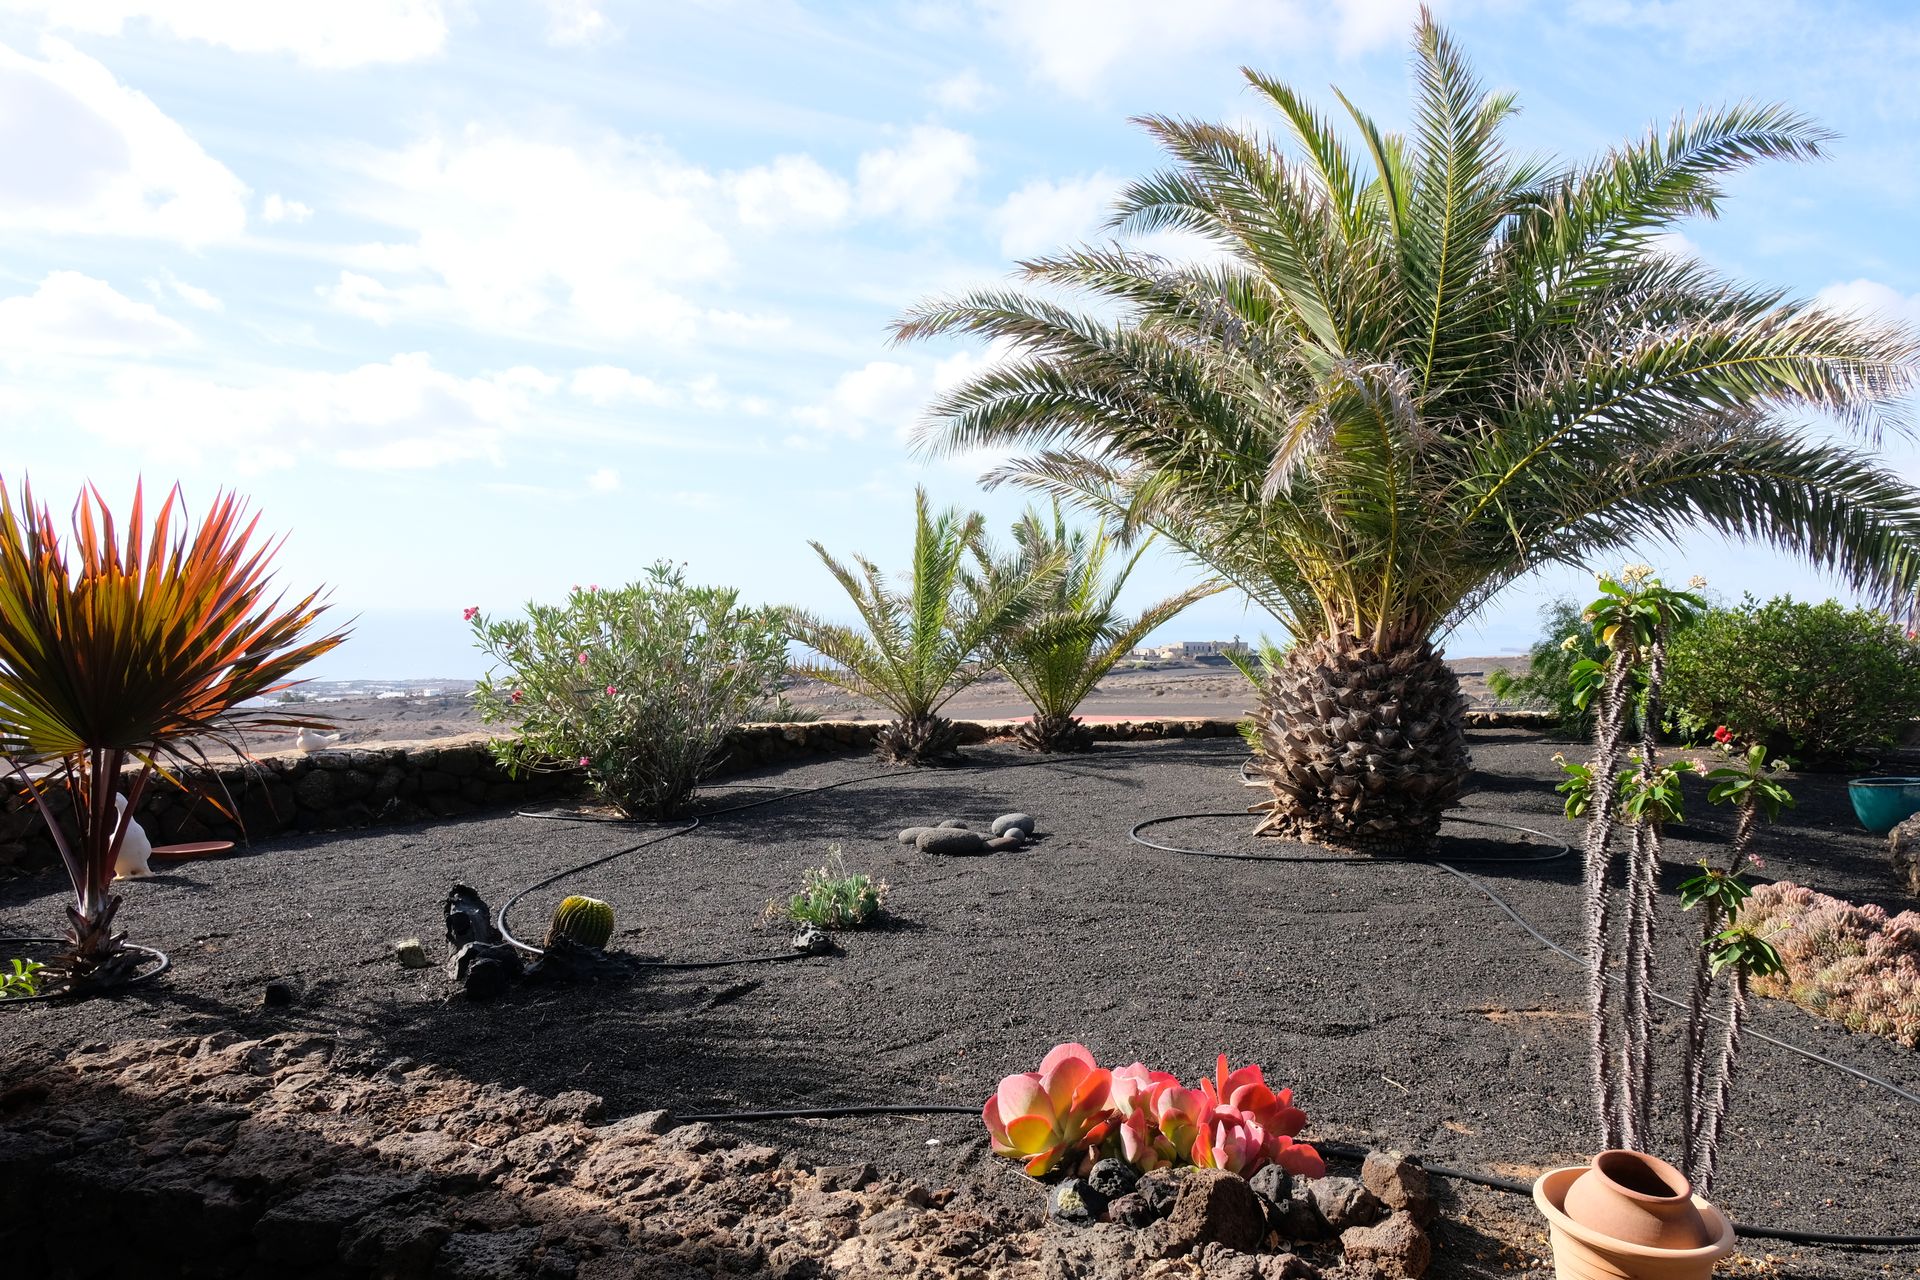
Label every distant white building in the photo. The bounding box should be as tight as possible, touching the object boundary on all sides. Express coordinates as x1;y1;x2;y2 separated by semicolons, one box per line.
1133;639;1250;662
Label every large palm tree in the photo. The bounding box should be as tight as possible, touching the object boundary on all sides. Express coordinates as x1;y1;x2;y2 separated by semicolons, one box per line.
993;504;1222;751
896;13;1920;852
788;487;1041;764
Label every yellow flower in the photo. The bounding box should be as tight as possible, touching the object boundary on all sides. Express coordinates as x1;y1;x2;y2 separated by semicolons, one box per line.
1559;634;1581;652
1688;575;1709;589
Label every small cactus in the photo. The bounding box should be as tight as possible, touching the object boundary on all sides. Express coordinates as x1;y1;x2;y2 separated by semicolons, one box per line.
545;895;615;950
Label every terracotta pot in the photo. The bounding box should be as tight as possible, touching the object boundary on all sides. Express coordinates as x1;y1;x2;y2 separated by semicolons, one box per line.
1534;1158;1734;1280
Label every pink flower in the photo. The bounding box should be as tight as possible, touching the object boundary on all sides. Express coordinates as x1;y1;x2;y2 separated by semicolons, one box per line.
462;606;479;622
578;756;590;768
577;652;590;666
589;584;599;592
605;684;617;697
509;689;523;704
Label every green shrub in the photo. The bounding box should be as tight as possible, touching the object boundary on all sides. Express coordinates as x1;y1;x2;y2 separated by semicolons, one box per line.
0;958;45;999
469;563;791;818
1664;595;1920;765
767;847;887;929
1485;598;1606;732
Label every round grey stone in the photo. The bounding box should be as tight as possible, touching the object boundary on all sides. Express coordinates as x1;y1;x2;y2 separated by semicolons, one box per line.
991;813;1036;836
896;827;930;844
936;819;969;829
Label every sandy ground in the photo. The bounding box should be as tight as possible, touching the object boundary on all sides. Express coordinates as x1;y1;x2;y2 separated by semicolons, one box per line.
3;730;1913;1278
260;657;1531;754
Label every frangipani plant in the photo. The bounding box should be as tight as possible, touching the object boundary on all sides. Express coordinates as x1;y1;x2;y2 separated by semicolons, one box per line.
0;481;346;989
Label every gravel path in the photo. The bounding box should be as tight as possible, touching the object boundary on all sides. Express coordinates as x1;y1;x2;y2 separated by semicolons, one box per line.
2;729;1915;1277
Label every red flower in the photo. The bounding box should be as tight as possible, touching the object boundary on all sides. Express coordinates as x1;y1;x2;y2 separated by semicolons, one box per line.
461;606;479;622
1712;725;1733;745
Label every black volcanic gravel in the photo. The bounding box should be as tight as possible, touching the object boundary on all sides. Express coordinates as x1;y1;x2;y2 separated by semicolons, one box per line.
3;728;1917;1277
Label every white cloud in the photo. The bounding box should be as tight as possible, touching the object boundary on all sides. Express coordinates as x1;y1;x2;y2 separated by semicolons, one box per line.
570;364;673;405
1815;278;1920;326
330;128;731;341
148;271;223;311
856;125;981;223
992;171;1122;257
975;0;1421;96
0;38;248;244
0;270;192;359
70;353;548;472
587;465;621;492
793;360;923;437
730;153;852;229
540;0;612;46
263;193;313;223
932;69;991;111
3;1;449;68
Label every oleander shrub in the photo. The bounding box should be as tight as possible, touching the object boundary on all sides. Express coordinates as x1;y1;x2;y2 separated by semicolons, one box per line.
468;563;790;818
1665;596;1920;766
1741;881;1920;1048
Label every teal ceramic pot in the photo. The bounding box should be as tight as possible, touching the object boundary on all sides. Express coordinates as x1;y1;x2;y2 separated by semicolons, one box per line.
1848;777;1920;834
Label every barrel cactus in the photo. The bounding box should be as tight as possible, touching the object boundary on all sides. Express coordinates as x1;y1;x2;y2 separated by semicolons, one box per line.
545;895;615;950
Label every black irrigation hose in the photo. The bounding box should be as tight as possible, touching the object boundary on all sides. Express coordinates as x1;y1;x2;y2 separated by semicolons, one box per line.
0;940;172;1008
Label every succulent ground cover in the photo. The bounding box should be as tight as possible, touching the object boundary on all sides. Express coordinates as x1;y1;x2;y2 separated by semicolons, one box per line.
1;732;1916;1277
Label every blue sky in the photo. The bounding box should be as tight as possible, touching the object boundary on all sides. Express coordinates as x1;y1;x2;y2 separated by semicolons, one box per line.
6;0;1920;678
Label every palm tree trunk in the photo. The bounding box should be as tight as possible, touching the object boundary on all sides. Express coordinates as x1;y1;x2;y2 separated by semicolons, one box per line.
875;714;963;765
1247;630;1470;854
1015;713;1093;753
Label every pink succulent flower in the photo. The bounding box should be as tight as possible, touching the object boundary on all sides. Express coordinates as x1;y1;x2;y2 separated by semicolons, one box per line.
1199;1055;1307;1137
981;1043;1113;1177
462;606;479;622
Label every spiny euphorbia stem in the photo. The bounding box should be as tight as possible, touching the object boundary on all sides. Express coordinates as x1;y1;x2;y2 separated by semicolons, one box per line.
1582;648;1636;1150
1694;966;1750;1194
1620;632;1666;1150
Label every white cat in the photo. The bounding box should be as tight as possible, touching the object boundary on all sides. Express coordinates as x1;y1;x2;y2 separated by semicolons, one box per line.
112;793;153;880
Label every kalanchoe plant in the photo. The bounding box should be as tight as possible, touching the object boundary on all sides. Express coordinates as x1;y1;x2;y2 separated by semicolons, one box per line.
983;1044;1323;1182
0;480;345;991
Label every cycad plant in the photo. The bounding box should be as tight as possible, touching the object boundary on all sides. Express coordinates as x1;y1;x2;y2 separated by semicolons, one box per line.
789;488;1039;764
897;12;1920;852
993;505;1221;751
0;481;345;988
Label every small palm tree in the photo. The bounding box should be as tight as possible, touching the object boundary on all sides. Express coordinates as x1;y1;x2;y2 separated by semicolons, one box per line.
897;13;1920;852
788;488;1040;763
0;481;346;988
992;505;1222;751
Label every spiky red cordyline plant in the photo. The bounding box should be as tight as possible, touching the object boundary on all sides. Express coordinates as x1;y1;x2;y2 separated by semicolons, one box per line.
0;479;347;988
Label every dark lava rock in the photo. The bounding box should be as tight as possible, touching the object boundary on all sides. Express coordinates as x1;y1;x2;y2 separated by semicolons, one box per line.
916;828;988;856
1893;813;1920;893
443;883;499;947
1158;1169;1264;1255
1106;1191;1159;1227
1137;1167;1184;1216
1305;1175;1381;1232
1248;1163;1292;1206
1049;1177;1106;1225
790;925;832;955
253;1172;424;1260
992;813;1036;836
261;981;296;1009
1088;1157;1140;1200
1266;1192;1328;1242
436;1226;541;1279
1360;1150;1435;1226
447;942;522;1001
1340;1210;1431;1278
